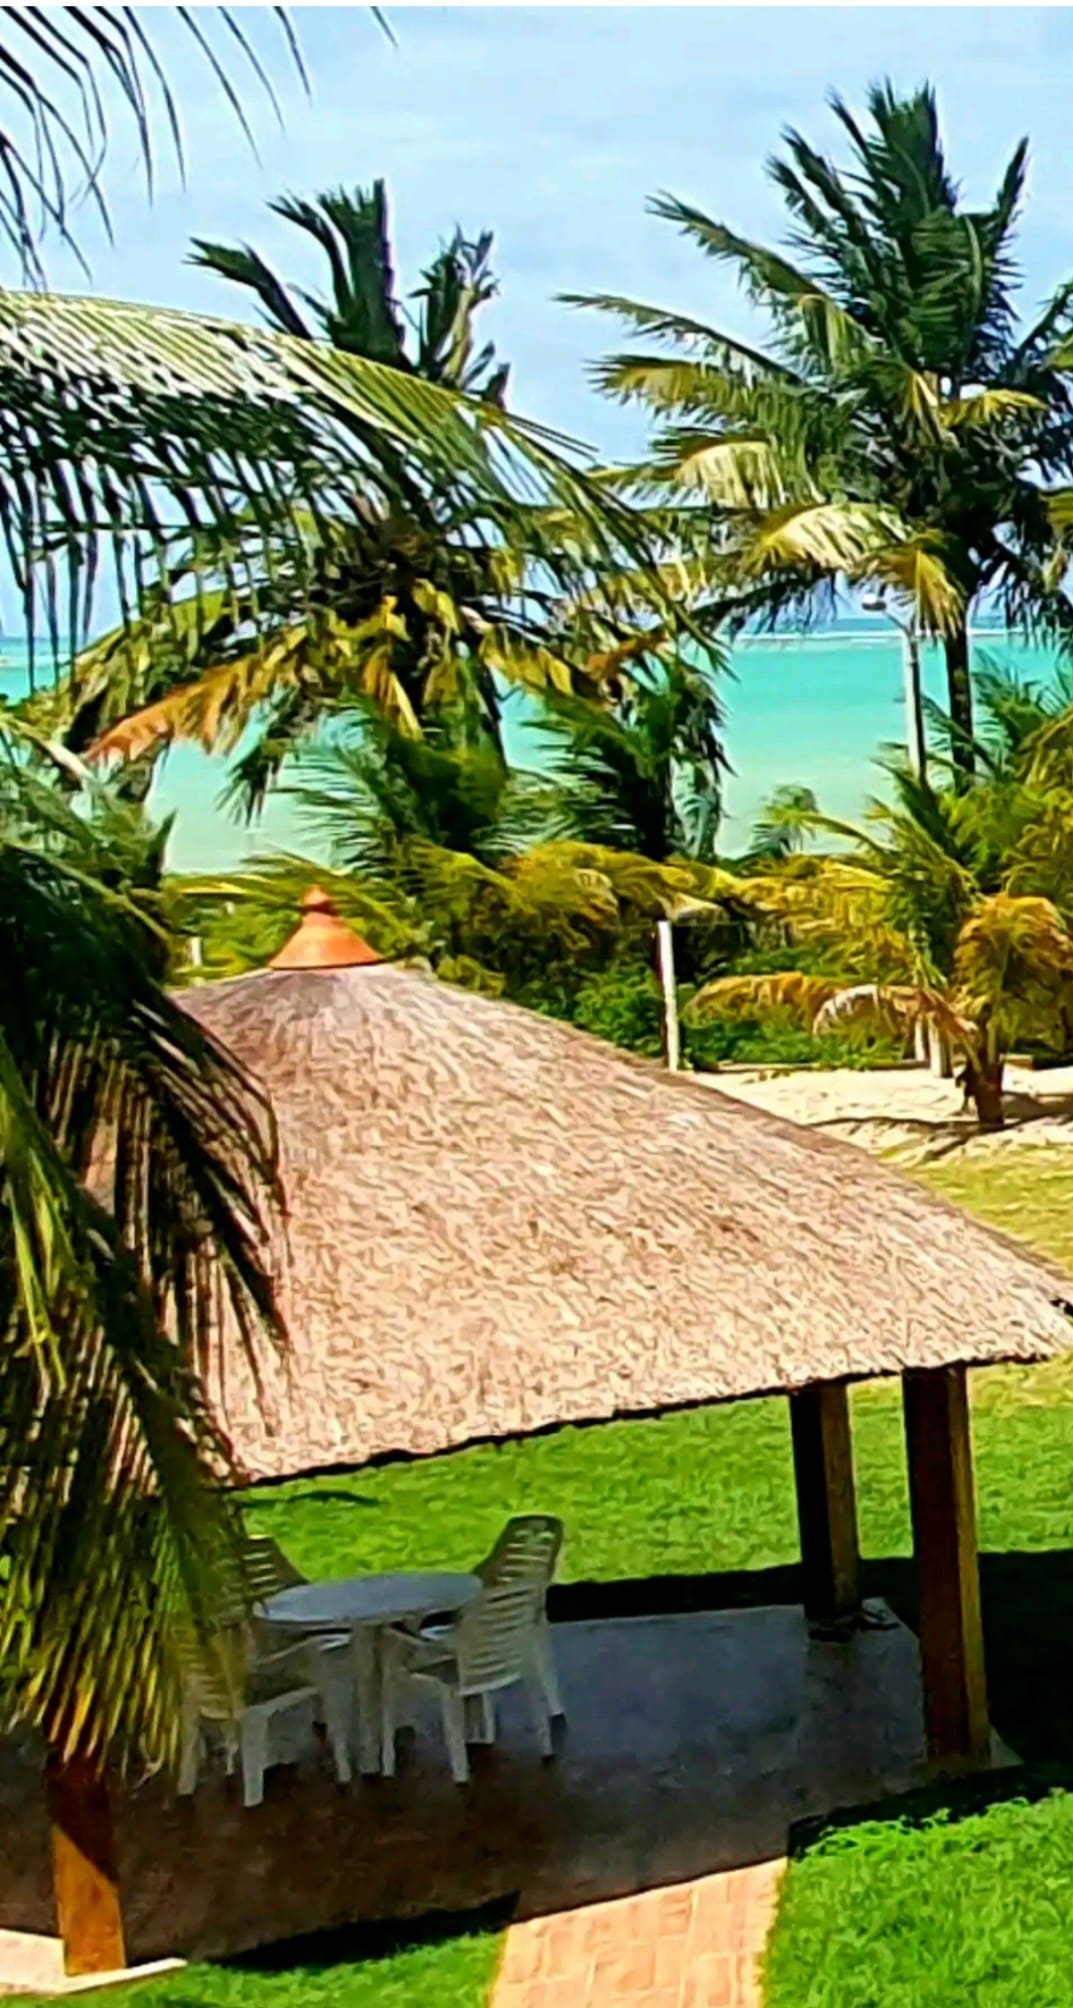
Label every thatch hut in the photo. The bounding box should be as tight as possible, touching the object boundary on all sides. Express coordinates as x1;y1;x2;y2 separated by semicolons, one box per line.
180;891;1073;1781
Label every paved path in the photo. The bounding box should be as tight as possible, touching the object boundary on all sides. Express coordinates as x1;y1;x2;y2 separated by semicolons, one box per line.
492;1860;783;2007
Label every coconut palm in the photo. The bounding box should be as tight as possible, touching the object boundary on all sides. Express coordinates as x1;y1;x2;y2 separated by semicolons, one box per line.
191;182;511;401
26;180;685;808
690;747;1073;1128
0;9;307;284
0;11;569;1946
743;784;819;863
0;4;317;1824
536;654;728;862
574;82;1073;778
0;741;283;1769
275;710;729;992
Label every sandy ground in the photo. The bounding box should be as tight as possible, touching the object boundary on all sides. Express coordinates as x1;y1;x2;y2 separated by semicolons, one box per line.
696;1062;1073;1163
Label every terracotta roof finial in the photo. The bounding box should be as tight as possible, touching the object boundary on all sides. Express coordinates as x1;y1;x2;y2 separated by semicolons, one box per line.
269;886;383;971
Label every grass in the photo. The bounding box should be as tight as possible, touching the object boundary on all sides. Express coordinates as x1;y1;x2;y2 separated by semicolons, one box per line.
18;1917;502;2008
764;1793;1073;2007
177;1144;1073;2005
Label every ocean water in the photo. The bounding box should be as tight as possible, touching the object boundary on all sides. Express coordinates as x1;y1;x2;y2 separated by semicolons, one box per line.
1;625;1063;873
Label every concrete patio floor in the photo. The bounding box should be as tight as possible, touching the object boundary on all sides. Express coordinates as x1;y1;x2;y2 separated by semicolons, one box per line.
0;1603;1000;1971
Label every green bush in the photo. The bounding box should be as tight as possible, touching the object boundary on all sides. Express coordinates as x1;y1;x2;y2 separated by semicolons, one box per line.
569;966;665;1056
511;961;665;1056
686;1008;905;1071
513;968;905;1070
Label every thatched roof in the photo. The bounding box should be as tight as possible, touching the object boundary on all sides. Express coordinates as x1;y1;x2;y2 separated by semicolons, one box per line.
182;904;1073;1481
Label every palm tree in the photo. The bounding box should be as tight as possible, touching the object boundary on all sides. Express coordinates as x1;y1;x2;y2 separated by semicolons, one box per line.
537;655;727;862
690;740;1073;1129
0;10;306;284
278;713;724;994
0;10;310;1924
27;181;681;807
191;182;511;401
0;8;632;1974
0;746;284;1920
743;784;819;863
574;82;1073;780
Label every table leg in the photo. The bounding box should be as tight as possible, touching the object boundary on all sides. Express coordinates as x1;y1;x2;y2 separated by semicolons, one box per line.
351;1628;381;1776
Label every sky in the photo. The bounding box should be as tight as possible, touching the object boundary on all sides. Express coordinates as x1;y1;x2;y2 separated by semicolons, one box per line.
38;4;1073;455
13;4;1073;867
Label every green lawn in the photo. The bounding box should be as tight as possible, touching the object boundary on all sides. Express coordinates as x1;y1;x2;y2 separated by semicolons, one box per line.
107;1144;1073;2007
21;1920;501;2008
764;1793;1073;2007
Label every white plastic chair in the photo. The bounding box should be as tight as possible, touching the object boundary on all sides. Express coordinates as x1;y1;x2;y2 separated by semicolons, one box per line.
242;1535;357;1763
474;1516;565;1720
176;1614;353;1823
380;1582;553;1784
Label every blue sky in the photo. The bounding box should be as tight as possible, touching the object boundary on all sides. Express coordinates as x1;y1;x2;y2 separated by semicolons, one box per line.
16;6;1073;867
37;7;1073;457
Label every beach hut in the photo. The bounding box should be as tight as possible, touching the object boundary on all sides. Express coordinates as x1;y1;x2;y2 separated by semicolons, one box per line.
48;887;1073;1976
179;890;1073;1767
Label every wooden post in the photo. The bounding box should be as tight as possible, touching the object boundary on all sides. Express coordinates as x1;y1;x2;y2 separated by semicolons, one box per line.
789;1382;860;1625
903;1365;990;1769
46;1752;126;1976
654;919;680;1072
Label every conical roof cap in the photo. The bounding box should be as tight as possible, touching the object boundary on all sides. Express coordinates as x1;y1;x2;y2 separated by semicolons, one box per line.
268;887;382;971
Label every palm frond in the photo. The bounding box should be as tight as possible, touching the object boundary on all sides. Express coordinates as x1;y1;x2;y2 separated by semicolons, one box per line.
0;761;283;1766
0;8;307;283
687;969;839;1025
0;288;663;669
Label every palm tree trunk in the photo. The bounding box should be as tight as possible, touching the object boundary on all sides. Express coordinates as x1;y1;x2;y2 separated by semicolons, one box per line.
943;626;975;784
963;1055;1005;1131
45;1750;125;1975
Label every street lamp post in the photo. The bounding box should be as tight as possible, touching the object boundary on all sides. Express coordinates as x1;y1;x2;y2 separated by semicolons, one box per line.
862;595;948;1071
862;594;926;779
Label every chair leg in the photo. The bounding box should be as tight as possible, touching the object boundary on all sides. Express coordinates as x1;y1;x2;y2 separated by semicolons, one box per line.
380;1663;400;1779
316;1658;353;1786
536;1618;565;1720
463;1691;496;1745
240;1709;270;1808
524;1669;554;1758
177;1696;201;1797
440;1688;470;1784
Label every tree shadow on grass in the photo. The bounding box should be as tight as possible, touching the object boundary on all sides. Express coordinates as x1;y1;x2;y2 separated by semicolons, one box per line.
225;1898;514;1977
244;1488;380;1511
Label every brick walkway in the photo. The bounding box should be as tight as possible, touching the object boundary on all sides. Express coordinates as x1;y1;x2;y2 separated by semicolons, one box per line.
492;1860;784;2007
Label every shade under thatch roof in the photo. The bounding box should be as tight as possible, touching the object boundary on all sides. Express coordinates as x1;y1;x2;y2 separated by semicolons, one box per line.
181;907;1073;1481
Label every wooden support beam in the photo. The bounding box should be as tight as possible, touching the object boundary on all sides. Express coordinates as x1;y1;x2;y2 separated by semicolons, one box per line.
903;1364;990;1770
789;1382;860;1625
46;1752;126;1977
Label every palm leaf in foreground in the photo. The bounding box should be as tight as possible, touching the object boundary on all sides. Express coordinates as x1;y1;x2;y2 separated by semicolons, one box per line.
0;758;283;1770
0;290;649;669
0;8;306;282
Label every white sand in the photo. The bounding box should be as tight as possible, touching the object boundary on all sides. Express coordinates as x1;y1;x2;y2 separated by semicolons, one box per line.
695;1062;1073;1163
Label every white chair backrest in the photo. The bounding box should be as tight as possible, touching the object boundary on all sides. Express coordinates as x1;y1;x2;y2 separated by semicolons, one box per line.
179;1620;250;1723
451;1584;542;1696
476;1516;563;1598
178;1540;306;1727
242;1535;306;1604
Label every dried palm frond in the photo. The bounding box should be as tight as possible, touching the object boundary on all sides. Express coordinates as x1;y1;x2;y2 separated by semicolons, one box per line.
687;969;840;1026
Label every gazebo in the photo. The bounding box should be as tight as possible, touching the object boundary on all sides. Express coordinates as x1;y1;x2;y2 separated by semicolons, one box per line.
41;888;1073;1981
178;891;1073;1778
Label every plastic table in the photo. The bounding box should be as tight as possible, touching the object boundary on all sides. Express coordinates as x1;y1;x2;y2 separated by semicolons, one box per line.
259;1570;481;1775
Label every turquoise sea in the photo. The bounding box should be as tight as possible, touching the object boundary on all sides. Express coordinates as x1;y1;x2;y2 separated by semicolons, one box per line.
1;624;1063;873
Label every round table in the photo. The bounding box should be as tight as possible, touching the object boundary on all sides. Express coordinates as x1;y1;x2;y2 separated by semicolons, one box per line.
259;1571;481;1775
